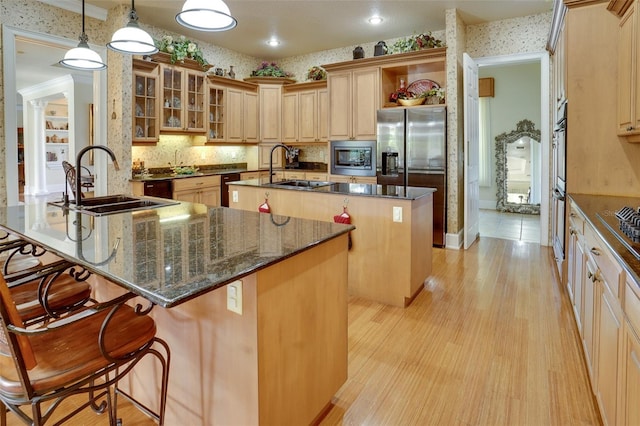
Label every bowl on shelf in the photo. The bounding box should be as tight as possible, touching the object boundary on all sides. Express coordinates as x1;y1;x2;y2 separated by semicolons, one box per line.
398;98;425;106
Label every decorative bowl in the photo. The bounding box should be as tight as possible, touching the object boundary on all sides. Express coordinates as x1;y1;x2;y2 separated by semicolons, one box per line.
398;98;425;106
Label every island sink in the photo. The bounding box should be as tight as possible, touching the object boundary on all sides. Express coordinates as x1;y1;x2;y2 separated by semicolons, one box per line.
50;194;178;216
271;180;336;189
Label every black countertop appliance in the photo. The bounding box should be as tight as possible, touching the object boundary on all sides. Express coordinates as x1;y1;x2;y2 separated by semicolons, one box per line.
221;172;242;207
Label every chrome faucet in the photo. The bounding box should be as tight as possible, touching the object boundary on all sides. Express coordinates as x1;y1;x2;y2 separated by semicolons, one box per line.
75;145;120;207
269;143;292;184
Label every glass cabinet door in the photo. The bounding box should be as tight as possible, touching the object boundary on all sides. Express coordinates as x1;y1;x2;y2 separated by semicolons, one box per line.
208;85;225;142
133;69;159;143
186;71;206;132
161;66;183;130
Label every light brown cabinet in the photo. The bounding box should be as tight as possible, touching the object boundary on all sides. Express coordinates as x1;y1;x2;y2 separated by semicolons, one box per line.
226;86;259;143
326;68;379;140
567;199;627;426
239;171;269;180
280;171;327;181
172;175;221;206
597;278;622;426
615;0;640;140
567;208;586;334
622;276;640;426
622;321;640;426
132;59;160;144
258;143;285;170
159;64;206;133
328;174;377;184
259;84;283;143
282;81;328;143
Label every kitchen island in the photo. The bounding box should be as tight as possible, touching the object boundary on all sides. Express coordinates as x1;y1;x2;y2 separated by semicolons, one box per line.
0;200;353;425
229;179;435;307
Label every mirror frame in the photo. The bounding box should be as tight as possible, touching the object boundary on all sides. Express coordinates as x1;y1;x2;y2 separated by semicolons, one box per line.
495;119;541;214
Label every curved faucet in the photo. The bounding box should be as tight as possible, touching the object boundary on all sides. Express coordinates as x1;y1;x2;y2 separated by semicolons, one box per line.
269;143;292;184
75;145;120;207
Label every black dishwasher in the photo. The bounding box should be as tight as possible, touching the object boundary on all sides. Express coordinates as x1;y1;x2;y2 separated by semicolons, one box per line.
143;180;172;199
221;173;241;207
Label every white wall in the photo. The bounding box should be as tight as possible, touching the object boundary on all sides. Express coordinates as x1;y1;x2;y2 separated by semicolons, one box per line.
478;61;541;208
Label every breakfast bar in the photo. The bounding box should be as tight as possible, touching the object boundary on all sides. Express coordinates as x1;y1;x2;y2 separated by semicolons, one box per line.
0;200;353;425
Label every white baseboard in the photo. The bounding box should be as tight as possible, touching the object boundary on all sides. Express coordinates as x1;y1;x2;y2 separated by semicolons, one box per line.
445;230;464;250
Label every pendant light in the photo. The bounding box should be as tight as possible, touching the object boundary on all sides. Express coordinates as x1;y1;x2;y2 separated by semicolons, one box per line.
176;0;237;32
107;0;158;55
59;0;106;70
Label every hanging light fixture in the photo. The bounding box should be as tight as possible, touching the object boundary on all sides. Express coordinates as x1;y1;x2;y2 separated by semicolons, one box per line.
176;0;237;32
107;0;158;55
59;0;107;70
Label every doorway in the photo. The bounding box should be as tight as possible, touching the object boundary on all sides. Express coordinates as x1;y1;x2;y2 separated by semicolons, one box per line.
3;26;107;206
472;52;550;246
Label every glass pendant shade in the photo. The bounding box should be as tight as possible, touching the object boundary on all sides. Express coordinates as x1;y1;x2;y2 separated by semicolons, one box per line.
59;0;106;71
176;0;237;32
60;38;107;70
108;22;158;54
107;3;158;55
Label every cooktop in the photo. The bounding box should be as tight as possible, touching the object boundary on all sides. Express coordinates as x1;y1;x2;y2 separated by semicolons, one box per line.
596;206;640;260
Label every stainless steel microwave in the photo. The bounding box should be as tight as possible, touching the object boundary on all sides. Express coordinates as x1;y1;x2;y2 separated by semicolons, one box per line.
330;140;377;177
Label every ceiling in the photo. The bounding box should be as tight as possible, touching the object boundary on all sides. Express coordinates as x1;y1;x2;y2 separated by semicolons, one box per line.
15;0;553;91
84;0;553;59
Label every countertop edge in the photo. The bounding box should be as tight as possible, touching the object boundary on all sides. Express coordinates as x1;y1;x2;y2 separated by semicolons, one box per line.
229;179;436;201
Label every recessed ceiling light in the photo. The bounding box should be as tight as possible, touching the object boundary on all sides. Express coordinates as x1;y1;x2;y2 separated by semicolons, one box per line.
267;39;280;47
368;16;383;25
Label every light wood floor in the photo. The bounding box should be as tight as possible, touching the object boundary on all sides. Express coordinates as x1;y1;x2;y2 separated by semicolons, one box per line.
5;237;601;425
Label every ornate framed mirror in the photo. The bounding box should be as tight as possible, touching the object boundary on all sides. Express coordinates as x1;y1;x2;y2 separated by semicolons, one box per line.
495;119;541;214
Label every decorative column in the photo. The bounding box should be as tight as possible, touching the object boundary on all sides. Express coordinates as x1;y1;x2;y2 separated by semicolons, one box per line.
29;100;49;196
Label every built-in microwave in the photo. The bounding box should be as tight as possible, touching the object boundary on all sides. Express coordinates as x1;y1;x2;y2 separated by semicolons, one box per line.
330;140;377;177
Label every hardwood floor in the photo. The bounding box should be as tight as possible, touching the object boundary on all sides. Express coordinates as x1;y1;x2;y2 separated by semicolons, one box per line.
5;237;600;425
319;237;600;425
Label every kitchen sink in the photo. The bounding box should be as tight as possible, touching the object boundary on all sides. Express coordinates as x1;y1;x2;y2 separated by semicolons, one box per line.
49;194;178;216
271;180;336;189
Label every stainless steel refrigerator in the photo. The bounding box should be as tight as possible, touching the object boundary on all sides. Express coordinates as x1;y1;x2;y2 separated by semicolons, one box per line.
377;106;447;247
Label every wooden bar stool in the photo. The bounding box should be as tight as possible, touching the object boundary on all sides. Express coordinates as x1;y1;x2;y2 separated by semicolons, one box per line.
0;237;93;325
0;276;171;426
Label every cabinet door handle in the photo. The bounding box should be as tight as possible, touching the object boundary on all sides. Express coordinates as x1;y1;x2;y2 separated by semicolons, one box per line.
627;126;635;131
590;248;601;256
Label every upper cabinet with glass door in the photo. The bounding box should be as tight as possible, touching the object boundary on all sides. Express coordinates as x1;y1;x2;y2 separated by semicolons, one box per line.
133;59;160;145
160;64;206;134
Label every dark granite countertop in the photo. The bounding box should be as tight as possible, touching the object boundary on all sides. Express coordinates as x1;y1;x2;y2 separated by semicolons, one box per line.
230;178;436;201
130;162;328;182
569;193;640;285
130;169;248;182
0;201;353;308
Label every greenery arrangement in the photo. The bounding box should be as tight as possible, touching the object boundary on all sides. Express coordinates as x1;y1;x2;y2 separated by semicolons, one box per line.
155;35;208;67
389;31;444;54
425;87;446;100
250;61;294;78
307;66;327;81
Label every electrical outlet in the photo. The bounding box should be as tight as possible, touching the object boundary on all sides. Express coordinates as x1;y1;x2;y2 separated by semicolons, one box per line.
393;206;403;223
231;151;237;160
200;152;206;160
227;280;243;315
232;191;238;203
